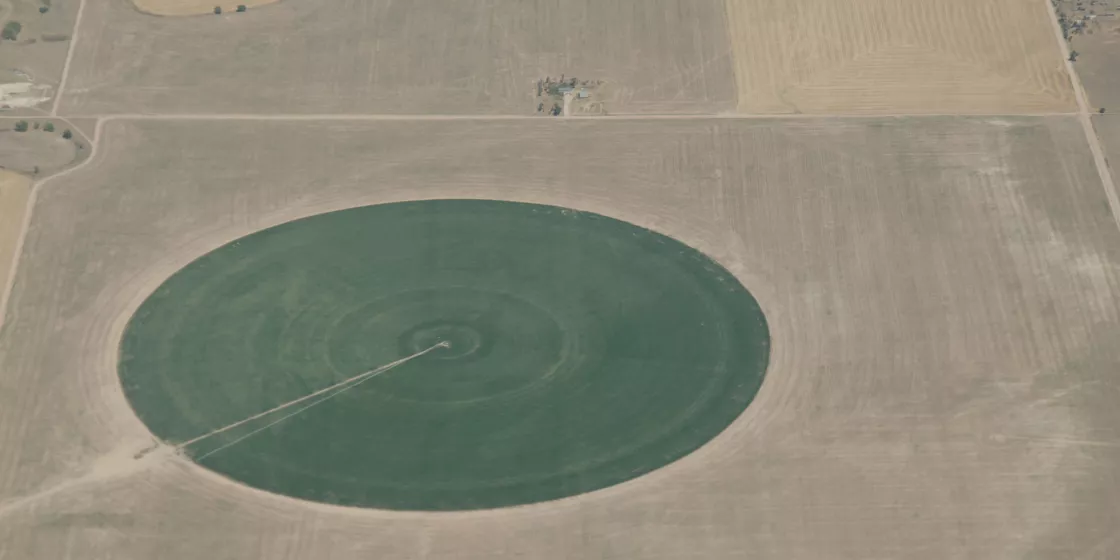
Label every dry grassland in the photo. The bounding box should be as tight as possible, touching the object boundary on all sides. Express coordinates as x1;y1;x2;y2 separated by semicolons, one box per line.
0;169;30;314
725;0;1077;114
131;0;276;17
0;0;80;94
60;0;735;115
0;127;78;174
1053;0;1120;109
1;117;1118;559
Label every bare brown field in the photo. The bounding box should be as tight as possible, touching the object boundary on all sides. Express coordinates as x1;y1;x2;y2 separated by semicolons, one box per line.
131;0;276;17
1093;113;1120;177
1096;111;1120;146
59;0;736;115
0;117;1118;559
0;169;30;317
725;0;1077;114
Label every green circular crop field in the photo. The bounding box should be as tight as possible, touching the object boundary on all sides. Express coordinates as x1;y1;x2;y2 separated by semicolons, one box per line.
119;200;770;511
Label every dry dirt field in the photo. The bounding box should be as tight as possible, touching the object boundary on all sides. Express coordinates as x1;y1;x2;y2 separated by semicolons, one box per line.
59;0;1078;116
59;0;738;115
0;169;30;313
725;0;1076;114
1091;114;1120;189
1;117;1119;559
1094;112;1120;160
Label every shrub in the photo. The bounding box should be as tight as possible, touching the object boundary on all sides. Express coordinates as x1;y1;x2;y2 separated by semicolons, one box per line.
39;6;48;13
14;120;28;132
62;129;72;139
236;4;246;11
213;5;221;14
2;21;22;41
43;122;54;132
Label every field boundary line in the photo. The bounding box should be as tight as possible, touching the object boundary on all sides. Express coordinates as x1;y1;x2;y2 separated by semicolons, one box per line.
0;112;1088;121
78;111;1080;122
1040;0;1120;234
0;118;103;333
50;0;89;116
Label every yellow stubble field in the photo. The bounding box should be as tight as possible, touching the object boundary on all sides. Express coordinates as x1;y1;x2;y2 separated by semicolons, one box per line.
725;0;1077;114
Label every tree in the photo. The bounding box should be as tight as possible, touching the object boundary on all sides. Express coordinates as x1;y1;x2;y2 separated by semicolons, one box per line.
1069;50;1080;62
32;166;39;175
213;5;221;13
2;21;21;41
62;129;72;139
32;122;39;130
236;4;246;11
1101;108;1107;114
14;120;28;132
43;122;54;132
39;6;48;13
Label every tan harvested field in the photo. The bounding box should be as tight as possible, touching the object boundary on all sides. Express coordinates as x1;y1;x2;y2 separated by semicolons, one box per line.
0;169;30;315
725;0;1077;114
1;117;1119;559
131;0;276;17
59;0;737;115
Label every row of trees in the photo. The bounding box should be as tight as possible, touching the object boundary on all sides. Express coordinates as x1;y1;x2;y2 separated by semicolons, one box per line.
214;5;248;13
13;120;72;139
